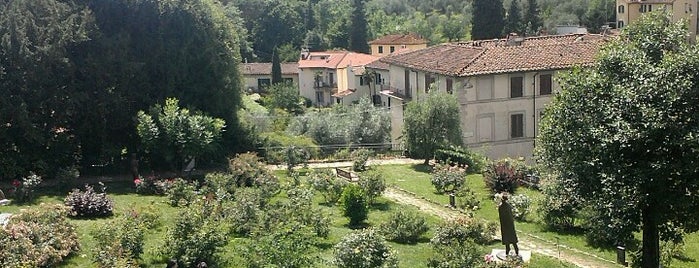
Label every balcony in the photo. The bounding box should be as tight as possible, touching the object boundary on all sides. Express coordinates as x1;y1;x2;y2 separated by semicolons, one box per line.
379;85;411;101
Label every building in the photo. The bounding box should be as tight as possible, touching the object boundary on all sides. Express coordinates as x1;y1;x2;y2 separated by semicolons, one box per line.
379;34;610;160
298;50;378;106
616;0;698;40
368;33;428;56
240;62;299;92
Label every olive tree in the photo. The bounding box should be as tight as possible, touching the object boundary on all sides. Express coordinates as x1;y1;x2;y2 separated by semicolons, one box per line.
404;90;463;164
537;13;699;267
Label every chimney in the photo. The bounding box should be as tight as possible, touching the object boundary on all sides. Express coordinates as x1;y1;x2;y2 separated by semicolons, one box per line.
300;48;310;60
506;33;524;46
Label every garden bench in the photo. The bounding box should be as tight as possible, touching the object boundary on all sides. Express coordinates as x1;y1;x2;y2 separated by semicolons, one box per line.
336;168;359;182
519;174;540;189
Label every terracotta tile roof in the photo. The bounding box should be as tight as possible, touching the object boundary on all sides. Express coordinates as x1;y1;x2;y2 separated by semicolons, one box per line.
381;34;611;77
240;63;299;75
369;33;428;45
332;89;356;98
365;58;389;70
298;51;378;69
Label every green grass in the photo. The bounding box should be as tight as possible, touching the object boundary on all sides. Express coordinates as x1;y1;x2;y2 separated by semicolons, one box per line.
374;164;699;268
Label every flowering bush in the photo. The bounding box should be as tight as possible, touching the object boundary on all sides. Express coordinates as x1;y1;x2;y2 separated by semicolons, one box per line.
64;183;114;218
351;148;372;172
340;184;368;226
333;229;398;268
91;213;146;268
427;240;482;268
358;171;386;205
431;164;466;194
455;186;481;211
494;193;531;221
0;204;80;267
166;178;198;207
308;169;347;204
13;172;43;203
431;217;496;246
135;175;173;195
379;210;429;244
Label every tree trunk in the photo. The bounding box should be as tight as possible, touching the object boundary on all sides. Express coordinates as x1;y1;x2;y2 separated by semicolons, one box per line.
641;205;660;268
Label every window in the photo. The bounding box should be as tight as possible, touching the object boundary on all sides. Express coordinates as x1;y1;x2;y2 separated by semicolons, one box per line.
390;46;395;53
618;20;625;28
640;4;652;13
388;97;391;107
539;74;552;95
424;73;436;93
360;76;365;86
510;76;523;98
404;69;411;97
257;78;271;90
477;76;493;100
618;5;625;13
446;78;453;94
477;115;494;142
316;91;324;104
328;73;334;85
378;46;384;54
375;73;383;85
511;113;524;139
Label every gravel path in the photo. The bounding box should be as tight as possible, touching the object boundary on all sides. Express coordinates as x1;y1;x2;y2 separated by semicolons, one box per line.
266;158;424;170
383;188;620;268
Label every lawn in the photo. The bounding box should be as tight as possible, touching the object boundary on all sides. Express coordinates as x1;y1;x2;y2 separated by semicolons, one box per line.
3;167;581;268
374;164;699;268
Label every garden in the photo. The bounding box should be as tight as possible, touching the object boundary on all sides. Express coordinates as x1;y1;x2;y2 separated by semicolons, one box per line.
0;152;581;268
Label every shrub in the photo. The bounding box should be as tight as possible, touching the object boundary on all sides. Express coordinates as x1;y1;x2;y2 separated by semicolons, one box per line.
580;203;637;248
333;229;398;268
56;165;80;190
483;158;526;194
308;169;347;204
135;175;172;195
91;213;145;268
434;145;488;173
283;145;310;174
358;171;386;205
127;205;161;229
240;222;317;268
65;183;114;218
160;200;228;267
228;153;280;197
537;176;582;230
340;184;369;226
431;164;466;194
455;186;481;211
12;172;43;203
379;210;429;244
0;204;79;267
166;178;198;207
494;193;531;221
431;217;496;246
226;187;263;235
481;254;524;268
351;148;372;171
427;240;483;268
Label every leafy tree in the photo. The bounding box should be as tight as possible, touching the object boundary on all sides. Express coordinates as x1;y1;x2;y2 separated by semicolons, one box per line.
523;0;543;35
471;0;505;40
349;0;370;53
264;83;304;115
504;0;524;35
537;13;699;267
582;0;614;34
404;90;463;164
136;98;225;172
340;184;369;226
271;48;283;84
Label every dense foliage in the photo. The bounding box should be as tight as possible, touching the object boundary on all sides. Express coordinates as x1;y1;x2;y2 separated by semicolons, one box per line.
434;145;487;173
308;169;348;204
483;158;527;194
358;171;386;205
91;212;149;268
471;0;505;40
537;12;699;267
431;164;466;194
0;204;80;267
340;184;369;226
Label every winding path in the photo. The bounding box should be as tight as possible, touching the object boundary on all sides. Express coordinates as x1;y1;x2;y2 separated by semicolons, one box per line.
383;187;620;268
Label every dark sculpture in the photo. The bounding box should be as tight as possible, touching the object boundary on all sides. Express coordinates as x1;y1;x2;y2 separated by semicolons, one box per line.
498;193;519;256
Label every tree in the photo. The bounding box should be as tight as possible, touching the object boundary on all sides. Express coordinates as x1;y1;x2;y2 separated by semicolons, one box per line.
136;98;226;172
271;48;283;84
582;0;614;34
504;0;523;35
349;0;370;53
537;13;699;268
404;90;463;164
264;83;304;115
471;0;505;40
523;0;542;35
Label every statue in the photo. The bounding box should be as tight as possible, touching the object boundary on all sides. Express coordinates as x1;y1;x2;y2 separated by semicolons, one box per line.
498;193;519;256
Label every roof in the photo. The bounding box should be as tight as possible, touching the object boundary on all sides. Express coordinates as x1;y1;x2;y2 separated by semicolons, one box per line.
365;58;389;70
332;89;356;98
369;33;428;45
240;63;299;75
380;34;610;77
298;51;378;69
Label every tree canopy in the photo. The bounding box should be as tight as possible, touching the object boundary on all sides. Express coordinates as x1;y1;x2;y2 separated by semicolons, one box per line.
404;90;463;164
504;0;524;35
471;0;505;40
537;12;699;267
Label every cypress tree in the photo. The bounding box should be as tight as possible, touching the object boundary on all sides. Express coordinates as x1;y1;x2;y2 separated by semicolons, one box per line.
471;0;505;40
523;0;542;35
504;0;523;35
348;0;370;53
271;48;283;85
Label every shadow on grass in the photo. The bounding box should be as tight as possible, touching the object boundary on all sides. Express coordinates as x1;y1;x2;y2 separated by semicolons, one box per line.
346;222;372;230
674;254;696;263
410;164;432;174
370;201;390;211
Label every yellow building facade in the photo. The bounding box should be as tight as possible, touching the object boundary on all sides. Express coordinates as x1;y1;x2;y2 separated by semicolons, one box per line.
616;0;698;40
